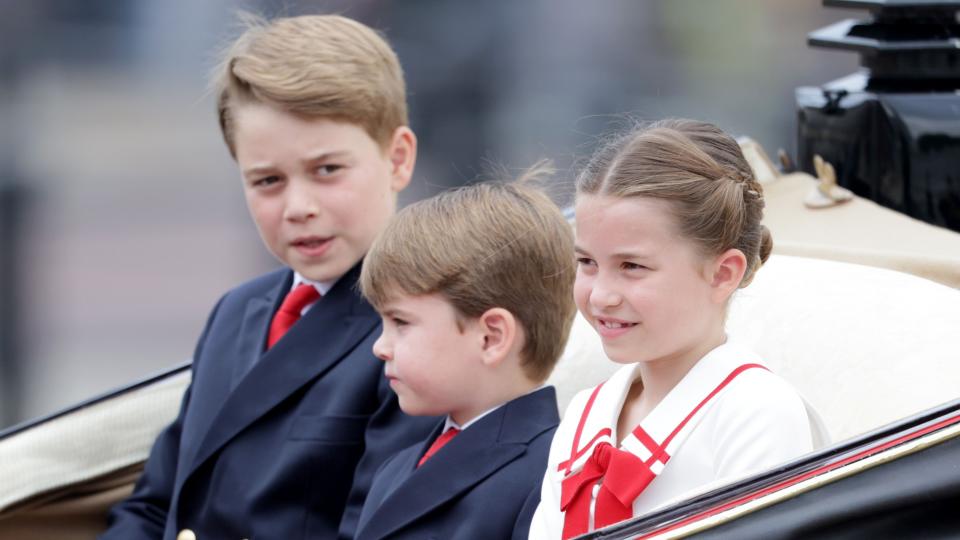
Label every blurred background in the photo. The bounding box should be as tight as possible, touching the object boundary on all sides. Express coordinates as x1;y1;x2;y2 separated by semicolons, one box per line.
0;0;860;427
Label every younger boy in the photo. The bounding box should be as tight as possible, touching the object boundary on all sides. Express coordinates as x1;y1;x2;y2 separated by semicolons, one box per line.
354;177;577;539
102;15;435;540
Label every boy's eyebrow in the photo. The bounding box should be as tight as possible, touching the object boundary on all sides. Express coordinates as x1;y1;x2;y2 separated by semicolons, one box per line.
380;308;420;323
240;151;352;177
303;151;350;164
379;306;410;318
242;164;278;177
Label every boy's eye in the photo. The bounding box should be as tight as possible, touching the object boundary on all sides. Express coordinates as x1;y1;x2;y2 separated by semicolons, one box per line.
379;312;410;329
622;261;649;271
252;175;281;188
576;257;596;267
316;164;344;176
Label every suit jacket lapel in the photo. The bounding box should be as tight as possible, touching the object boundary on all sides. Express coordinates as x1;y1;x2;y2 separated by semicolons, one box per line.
185;264;378;477
229;273;289;390
373;428;440;508
360;388;558;539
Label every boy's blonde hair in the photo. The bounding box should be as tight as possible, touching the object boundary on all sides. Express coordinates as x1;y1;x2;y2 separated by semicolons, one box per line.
361;171;576;383
214;14;408;157
578;119;772;287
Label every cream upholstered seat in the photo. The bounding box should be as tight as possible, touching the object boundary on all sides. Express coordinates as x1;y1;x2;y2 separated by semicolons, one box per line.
547;254;960;444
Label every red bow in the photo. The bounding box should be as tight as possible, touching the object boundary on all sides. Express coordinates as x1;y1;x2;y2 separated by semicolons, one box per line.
560;442;656;539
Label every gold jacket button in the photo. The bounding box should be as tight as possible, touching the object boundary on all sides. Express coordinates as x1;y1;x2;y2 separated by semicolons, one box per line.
176;530;197;540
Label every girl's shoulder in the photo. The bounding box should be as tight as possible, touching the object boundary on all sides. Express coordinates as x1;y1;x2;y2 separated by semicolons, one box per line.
703;348;823;476
699;341;816;434
715;344;809;419
708;356;823;446
727;363;806;405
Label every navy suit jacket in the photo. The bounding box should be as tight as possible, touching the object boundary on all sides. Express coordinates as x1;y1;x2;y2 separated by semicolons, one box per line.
355;386;559;540
101;263;436;540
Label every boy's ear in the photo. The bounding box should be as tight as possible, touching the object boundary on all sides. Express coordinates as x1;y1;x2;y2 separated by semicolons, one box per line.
710;248;747;303
476;307;518;368
386;126;416;192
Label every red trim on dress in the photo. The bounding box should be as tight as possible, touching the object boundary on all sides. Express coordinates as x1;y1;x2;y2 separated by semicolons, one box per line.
559;382;606;475
558;363;767;539
634;409;960;539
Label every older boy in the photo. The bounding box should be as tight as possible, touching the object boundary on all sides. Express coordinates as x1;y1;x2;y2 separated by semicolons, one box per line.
354;178;577;539
102;15;435;540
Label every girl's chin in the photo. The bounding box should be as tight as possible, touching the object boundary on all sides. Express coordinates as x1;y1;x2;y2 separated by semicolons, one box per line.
601;345;639;365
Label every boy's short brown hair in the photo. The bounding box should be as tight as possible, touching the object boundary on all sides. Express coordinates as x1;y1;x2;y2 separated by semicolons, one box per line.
214;14;408;157
361;171;577;383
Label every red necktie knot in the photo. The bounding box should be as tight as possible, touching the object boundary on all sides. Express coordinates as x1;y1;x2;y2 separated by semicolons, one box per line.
267;283;321;349
417;427;460;467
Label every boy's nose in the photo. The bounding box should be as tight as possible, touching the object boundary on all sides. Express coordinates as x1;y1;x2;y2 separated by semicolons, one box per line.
283;182;320;222
372;332;392;362
284;200;319;222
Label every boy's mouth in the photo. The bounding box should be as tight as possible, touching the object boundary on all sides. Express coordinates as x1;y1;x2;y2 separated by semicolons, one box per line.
291;236;333;257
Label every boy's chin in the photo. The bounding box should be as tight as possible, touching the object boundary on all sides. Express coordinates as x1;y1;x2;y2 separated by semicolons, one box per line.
397;405;432;418
397;399;443;418
286;256;360;283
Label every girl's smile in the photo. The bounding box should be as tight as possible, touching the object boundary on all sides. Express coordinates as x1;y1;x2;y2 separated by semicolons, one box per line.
573;194;725;369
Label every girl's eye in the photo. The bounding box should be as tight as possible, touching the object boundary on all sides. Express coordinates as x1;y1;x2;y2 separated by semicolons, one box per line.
576;257;596;267
622;262;649;271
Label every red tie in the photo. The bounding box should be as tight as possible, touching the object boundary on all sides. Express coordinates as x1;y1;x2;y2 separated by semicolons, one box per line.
417;427;460;467
266;283;321;349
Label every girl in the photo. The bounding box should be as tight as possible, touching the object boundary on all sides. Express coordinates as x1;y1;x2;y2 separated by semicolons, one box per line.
529;119;827;539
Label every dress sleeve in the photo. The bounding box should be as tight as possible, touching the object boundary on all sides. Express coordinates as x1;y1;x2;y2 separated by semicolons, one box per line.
708;369;814;482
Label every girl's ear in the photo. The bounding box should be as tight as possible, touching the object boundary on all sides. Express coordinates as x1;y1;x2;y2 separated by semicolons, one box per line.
710;248;747;303
477;307;518;367
387;126;417;192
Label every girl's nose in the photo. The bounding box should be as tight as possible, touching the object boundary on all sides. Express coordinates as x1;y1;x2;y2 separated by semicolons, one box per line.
590;279;623;309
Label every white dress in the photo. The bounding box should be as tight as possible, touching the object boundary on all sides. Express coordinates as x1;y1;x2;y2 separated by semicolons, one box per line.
528;341;828;539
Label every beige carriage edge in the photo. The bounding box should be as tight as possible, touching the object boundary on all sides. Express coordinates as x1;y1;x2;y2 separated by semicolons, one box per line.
0;368;190;539
739;137;960;289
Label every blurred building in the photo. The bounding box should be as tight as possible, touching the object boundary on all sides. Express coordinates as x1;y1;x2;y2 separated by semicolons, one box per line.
0;0;859;426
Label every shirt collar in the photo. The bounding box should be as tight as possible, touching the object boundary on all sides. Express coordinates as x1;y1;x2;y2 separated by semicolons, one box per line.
291;271;338;296
444;406;496;433
443;384;549;432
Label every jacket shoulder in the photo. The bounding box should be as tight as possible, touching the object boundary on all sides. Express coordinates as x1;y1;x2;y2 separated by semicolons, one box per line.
223;268;291;300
